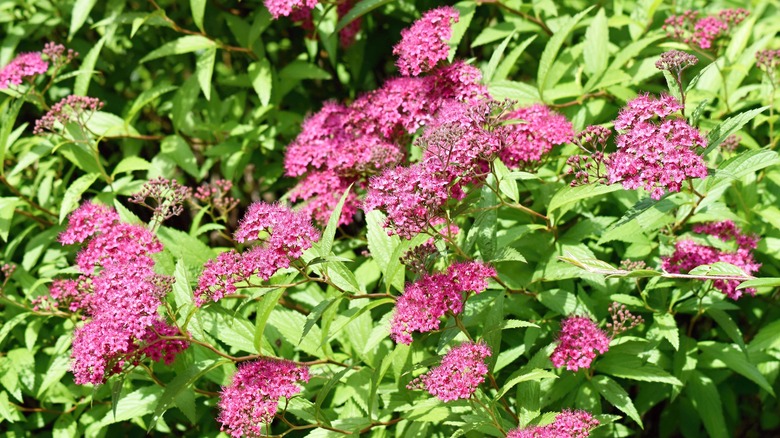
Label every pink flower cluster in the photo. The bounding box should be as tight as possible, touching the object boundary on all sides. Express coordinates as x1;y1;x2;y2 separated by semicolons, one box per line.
0;52;48;88
195;202;320;305
42;42;78;65
664;9;749;50
607;94;707;200
500;104;574;168
407;341;491;402
364;99;504;238
756;49;780;83
506;410;599;438
33;95;104;134
662;220;760;300
130;177;192;225
393;6;459;77
51;202;188;385
550;316;610;371
217;359;309;437
285;61;486;226
390;261;495;344
264;0;319;19
566;125;611;186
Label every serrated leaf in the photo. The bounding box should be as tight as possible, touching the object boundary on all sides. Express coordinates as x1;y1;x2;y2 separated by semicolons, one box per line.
190;0;206;32
702;106;768;156
737;277;780;290
547;184;621;223
488;80;542;105
706;309;746;352
112;156;151;177
248;59;273;106
583;8;609;77
698;341;774;395
483;31;516;83
688;262;749;278
537;7;594;99
161;135;199;178
653;313;679;350
366;210;404;292
596;356;682;385
493;35;537;83
686;371;728;438
591;375;643;427
196;47;216;100
59;173;100;223
491;247;527;263
495;369;557;400
703;149;780;192
319;185;352;257
747;320;780;354
448;2;476;62
140;35;217;63
70;0;98;38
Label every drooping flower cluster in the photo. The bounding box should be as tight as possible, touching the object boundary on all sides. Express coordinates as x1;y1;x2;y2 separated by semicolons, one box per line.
264;0;319;19
506;409;599;438
566;125;611;186
390;261;496;344
286;62;487;226
606;93;707;200
0;52;48;88
663;9;749;50
407;341;491;402
500;104;574;168
130;177;192;226
33;95;104;134
48;201;188;385
393;6;459;76
550;316;610;371
195;202;320;305
364;100;506;238
217;359;309;437
662;220;760;300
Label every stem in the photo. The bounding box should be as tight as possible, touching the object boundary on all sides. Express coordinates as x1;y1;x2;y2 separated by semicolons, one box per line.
0;174;58;218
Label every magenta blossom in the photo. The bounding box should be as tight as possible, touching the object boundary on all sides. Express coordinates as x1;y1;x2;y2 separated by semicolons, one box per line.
507;409;599;438
407;341;491;402
550;316;610;371
264;0;319;19
0;52;48;88
393;6;459;76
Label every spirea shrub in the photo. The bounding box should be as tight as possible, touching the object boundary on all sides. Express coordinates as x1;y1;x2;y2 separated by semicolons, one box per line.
1;1;780;437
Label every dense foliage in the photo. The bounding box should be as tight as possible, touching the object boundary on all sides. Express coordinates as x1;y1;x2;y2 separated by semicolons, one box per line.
1;0;780;437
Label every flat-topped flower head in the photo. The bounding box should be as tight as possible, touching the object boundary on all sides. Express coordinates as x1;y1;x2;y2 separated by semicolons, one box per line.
407;341;491;402
59;201;120;245
234;202;320;258
390;261;495;344
663;221;760;300
34;95;104;134
501;104;573;168
130;177;192;226
655;50;698;74
507;409;599;438
394;6;459;76
550;316;610;371
0;52;48;88
607;93;707;199
217;359;309;437
664;9;749;50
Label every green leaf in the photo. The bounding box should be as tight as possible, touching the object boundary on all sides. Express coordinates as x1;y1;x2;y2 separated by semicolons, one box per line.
157;226;214;267
86;111;140;137
161;135;199;178
495;369;557;400
190;0;206;32
488;80;541;105
537;7;594;99
59;173;100;223
591;375;643;427
248;58;273;106
52;413;77;437
140;35;217;63
125;84;178;123
318;185;352;257
494;158;519;203
702;106;768;156
334;0;392;32
652;313;679;350
491;247;527;263
149;359;229;430
448;2;476;62
0;97;24;171
278;60;332;80
493;35;537;83
583;8;609;78
196;47;216;100
698;341;774;395
703;149;780;192
366;210;404;292
483;31;516;83
686;371;728;438
738;277;780;290
112;156;151;177
474;182;498;260
75;35;106;96
70;0;98;38
0;197;21;242
688;262;749;278
596;355;682;385
747;319;780;354
90;386;163;431
547;184;621;224
706;309;746;352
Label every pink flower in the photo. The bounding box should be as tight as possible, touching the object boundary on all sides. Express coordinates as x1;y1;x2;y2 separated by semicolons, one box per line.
0;52;48;88
59;201;120;245
34;95;104;134
393;6;459;76
407;341;491;402
663;9;749;50
390;261;495;344
507;409;599;438
501;105;574;168
550;316;610;371
662;221;760;300
217;359;309;437
264;0;319;19
234;202;320;258
607;94;707;200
